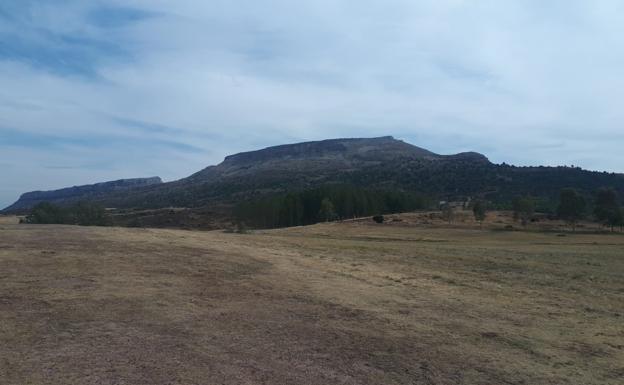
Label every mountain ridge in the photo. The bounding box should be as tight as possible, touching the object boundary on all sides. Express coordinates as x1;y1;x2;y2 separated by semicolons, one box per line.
4;177;162;212
4;137;623;218
221;136;440;164
188;136;448;180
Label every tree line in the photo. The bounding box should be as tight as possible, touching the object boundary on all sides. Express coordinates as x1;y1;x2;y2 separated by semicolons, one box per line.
235;184;429;229
555;187;623;231
484;187;623;231
23;201;111;226
21;186;623;232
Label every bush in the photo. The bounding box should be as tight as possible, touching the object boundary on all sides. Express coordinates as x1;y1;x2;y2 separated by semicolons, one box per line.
236;221;249;234
372;215;384;224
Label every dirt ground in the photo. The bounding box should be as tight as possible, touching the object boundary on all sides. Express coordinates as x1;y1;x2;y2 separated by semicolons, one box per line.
1;218;623;384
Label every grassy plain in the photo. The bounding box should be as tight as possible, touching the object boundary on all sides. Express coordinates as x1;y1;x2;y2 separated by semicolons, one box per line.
0;216;623;384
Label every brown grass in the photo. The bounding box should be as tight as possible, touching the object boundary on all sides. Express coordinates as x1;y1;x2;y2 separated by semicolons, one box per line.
1;217;623;384
0;215;19;225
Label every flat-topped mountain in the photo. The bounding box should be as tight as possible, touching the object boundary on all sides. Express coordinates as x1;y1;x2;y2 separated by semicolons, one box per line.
221;136;439;165
4;137;623;222
188;136;488;182
4;177;162;213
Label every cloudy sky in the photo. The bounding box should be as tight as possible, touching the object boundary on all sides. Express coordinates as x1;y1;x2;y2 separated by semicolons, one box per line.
1;1;623;208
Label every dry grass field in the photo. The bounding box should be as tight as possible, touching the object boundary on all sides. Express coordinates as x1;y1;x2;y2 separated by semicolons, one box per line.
1;216;623;384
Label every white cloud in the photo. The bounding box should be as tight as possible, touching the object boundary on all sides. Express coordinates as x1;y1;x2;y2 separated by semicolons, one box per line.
1;0;624;207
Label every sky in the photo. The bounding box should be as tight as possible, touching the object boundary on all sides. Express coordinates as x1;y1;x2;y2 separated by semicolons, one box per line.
1;0;624;208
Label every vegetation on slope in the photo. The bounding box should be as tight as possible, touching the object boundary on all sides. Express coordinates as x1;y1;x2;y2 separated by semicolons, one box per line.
6;138;624;218
235;184;429;229
24;201;111;226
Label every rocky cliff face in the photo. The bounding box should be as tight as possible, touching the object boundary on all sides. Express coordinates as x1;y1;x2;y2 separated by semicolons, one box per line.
187;136;450;181
3;177;162;212
221;136;439;165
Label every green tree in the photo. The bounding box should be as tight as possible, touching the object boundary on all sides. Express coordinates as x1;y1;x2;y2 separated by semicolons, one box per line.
472;200;487;228
594;188;621;232
235;184;429;229
557;188;586;232
26;202;68;224
72;201;110;226
614;207;624;232
512;196;535;227
318;198;337;222
25;201;110;226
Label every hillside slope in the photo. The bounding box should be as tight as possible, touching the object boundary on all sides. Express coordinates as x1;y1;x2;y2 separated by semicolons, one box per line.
98;136;621;212
80;136;494;209
4;177;162;213
4;136;624;216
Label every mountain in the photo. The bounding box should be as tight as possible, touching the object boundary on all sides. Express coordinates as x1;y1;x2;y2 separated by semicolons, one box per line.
4;137;624;224
4;177;162;213
185;136;456;188
97;136;491;208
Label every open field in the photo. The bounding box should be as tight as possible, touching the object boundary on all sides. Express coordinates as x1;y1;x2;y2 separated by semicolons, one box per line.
0;216;19;225
1;218;623;384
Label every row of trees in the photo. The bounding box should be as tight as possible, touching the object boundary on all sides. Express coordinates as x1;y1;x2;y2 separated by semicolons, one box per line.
22;186;622;232
24;201;111;226
509;188;623;231
239;185;622;231
593;188;624;231
454;187;623;232
235;184;429;229
556;187;623;231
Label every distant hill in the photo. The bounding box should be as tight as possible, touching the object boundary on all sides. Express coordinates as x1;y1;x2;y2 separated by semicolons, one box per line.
89;136;493;209
4;137;624;223
4;177;162;213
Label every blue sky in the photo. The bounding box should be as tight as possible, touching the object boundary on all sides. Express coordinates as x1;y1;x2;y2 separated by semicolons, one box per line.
1;1;624;208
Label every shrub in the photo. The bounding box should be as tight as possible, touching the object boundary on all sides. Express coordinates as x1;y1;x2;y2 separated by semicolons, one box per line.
236;221;249;234
372;215;384;224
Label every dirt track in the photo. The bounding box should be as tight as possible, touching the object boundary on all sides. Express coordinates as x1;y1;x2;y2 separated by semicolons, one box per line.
1;220;623;384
